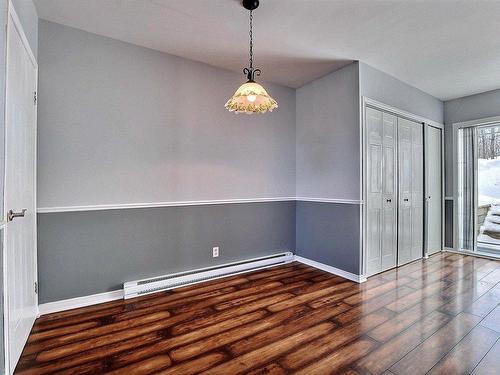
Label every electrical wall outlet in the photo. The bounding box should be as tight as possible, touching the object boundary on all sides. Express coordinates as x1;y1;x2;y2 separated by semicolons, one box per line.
212;246;219;258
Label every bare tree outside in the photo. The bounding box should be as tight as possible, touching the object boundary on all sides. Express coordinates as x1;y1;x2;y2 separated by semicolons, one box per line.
477;125;500;159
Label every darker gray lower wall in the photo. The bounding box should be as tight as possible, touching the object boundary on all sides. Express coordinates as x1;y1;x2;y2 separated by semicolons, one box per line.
445;200;453;248
37;201;296;303
295;201;360;275
0;230;4;372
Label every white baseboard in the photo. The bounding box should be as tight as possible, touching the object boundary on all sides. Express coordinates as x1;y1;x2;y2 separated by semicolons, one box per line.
294;255;367;283
39;255;367;315
38;290;124;316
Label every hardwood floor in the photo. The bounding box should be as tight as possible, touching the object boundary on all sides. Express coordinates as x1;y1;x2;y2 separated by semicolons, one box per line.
16;252;500;374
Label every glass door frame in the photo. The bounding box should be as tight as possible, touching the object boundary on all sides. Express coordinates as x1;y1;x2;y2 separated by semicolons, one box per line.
453;115;500;257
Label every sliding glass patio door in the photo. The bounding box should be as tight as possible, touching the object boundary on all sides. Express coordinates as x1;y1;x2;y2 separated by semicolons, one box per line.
476;124;500;255
456;123;500;257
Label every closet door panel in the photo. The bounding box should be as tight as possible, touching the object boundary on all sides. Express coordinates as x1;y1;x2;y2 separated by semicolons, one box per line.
381;113;397;270
411;125;424;260
398;119;413;265
366;108;384;276
398;118;423;265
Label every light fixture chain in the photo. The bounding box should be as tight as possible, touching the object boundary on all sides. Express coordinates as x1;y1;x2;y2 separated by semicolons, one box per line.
249;9;253;70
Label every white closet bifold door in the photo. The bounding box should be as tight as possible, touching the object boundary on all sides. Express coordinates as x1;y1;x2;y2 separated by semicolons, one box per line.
397;118;424;265
365;108;397;276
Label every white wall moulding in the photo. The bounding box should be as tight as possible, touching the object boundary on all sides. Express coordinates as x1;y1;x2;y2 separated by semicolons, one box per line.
37;197;364;213
38;290;124;316
294;255;367;283
37;197;297;213
295;197;363;205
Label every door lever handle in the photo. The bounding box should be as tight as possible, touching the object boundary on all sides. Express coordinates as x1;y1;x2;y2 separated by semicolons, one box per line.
7;208;27;222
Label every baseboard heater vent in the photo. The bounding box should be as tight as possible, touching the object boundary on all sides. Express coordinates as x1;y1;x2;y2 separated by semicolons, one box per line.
123;251;294;299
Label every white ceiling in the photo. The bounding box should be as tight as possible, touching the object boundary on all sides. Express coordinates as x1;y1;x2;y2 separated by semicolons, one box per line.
34;0;500;100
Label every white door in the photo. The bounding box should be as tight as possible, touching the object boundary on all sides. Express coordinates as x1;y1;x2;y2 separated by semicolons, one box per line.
381;113;398;270
425;126;443;255
365;108;397;276
398;118;423;265
4;3;38;374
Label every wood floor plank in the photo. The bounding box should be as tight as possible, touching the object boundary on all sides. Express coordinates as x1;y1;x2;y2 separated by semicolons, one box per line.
24;311;171;356
293;338;378;375
228;302;348;355
213;281;309;311
464;288;500;317
384;281;448;312
247;363;287;375
472;338;500;375
480;304;500;333
16;333;161;374
52;360;105;375
105;354;171;375
35;307;228;362
27;321;101;343
170;293;294;335
16;255;500;375
267;282;356;312
33;285;236;333
438;280;496;316
355;310;452;375
343;278;413;306
389;312;482;375
367;293;453;343
169;305;307;362
481;268;500;284
100;310;268;370
334;286;415;325
428;325;499;375
280;308;394;370
201;322;336;374
155;352;227;375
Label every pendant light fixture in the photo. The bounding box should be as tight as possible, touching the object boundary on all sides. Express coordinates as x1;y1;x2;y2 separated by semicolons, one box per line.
225;0;278;114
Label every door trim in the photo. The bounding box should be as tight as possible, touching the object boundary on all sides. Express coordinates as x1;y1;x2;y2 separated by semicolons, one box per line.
360;97;445;278
3;1;38;373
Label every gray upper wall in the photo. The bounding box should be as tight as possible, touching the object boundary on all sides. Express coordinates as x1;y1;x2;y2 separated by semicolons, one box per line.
359;62;444;124
37;20;296;208
296;62;360;200
444;88;500;196
12;0;37;58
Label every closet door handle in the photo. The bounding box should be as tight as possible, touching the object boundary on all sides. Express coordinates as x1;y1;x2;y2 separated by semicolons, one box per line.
386;198;392;203
403;198;409;202
8;208;27;222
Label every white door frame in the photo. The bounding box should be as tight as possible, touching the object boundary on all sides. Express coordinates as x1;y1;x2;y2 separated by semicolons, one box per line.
360;97;444;278
3;1;38;373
